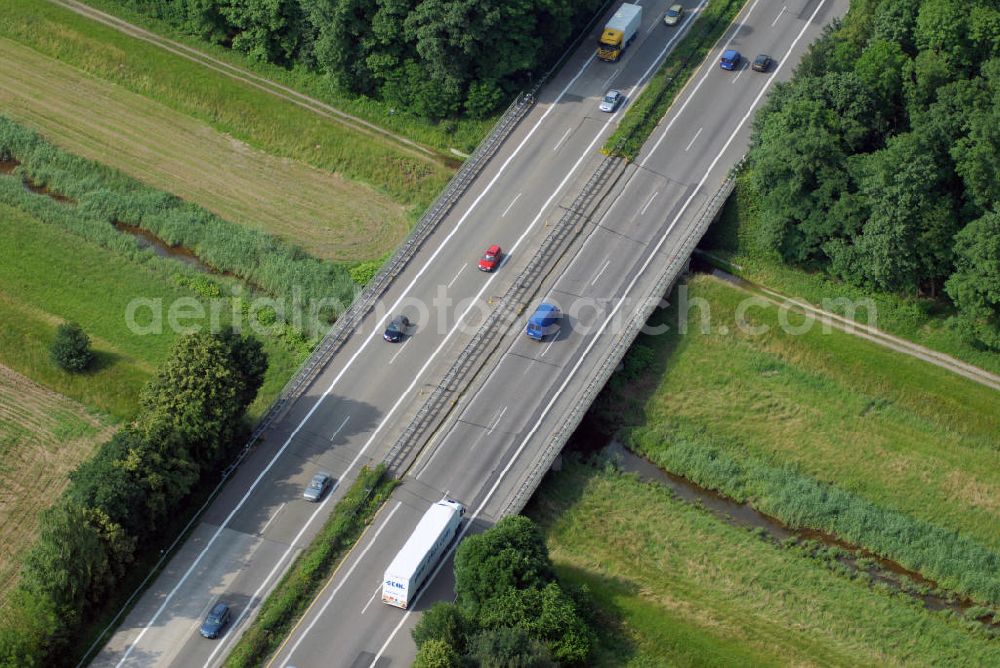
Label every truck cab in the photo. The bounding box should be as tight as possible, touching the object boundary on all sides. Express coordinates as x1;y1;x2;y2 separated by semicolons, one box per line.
597;4;643;62
525;303;562;341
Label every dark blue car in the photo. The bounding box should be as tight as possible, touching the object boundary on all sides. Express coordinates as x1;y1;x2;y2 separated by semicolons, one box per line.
720;49;741;70
200;602;231;639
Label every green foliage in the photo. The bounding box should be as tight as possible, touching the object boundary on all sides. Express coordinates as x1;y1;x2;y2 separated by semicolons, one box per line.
413;516;594;666
0;116;355;321
945;210;1000;349
49;322;93;373
454;515;553;617
465;627;553;667
225;465;396;668
0;329;268;666
745;0;1000;347
412;639;462;668
349;258;384;286
96;0;607;119
605;0;746;158
412;602;469;652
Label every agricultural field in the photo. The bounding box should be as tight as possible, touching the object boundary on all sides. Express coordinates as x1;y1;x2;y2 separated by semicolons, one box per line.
0;200;299;420
529;459;1000;667
591;274;1000;605
0;37;412;264
0;363;115;601
0;0;457;262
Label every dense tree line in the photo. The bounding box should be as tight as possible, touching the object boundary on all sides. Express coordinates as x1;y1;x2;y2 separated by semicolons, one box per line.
111;0;605;118
747;0;1000;349
0;329;266;666
411;516;595;667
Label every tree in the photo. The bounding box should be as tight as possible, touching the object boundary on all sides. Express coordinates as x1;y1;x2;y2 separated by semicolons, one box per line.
465;627;553;668
139;329;265;467
219;0;310;63
454;515;552;617
412;602;468;652
412;639;461;668
50;322;93;373
945;211;1000;349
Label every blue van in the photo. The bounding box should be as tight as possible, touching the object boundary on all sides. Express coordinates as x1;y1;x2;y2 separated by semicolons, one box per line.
720;49;741;70
525;303;562;341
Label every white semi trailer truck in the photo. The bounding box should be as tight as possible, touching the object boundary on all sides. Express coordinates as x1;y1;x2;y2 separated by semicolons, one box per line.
382;498;465;609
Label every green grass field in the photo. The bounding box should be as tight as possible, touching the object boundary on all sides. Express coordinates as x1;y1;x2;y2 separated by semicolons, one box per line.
0;0;454;223
592;274;1000;602
0;201;299;420
700;174;1000;375
529;460;1000;667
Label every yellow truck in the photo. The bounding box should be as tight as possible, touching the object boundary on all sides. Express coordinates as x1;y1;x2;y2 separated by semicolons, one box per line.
597;3;643;62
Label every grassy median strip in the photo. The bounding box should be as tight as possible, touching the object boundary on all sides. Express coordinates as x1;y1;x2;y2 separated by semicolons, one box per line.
225;465;397;668
605;0;745;159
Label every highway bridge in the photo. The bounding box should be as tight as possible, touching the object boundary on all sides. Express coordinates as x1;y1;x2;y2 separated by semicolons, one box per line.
95;0;847;665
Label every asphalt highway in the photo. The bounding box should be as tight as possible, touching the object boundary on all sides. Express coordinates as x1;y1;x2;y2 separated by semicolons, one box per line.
93;0;706;665
265;0;849;666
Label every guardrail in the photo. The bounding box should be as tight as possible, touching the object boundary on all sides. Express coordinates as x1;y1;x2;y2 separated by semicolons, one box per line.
501;160;743;516
217;91;535;481
385;149;627;471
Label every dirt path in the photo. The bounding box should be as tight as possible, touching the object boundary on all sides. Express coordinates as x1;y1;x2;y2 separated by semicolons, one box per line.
709;268;1000;392
49;0;443;164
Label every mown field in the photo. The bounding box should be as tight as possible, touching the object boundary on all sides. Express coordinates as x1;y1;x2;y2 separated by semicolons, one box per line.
529;460;1000;667
0;201;299;420
591;274;1000;604
0;37;412;264
0;364;115;601
0;0;456;260
701;176;1000;376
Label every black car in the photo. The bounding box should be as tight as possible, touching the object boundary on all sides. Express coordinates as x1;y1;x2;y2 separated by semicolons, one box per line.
200;602;231;639
383;315;410;343
752;54;773;72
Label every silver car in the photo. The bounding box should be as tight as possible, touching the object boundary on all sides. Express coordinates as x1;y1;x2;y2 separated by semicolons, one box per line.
303;472;333;502
599;89;624;113
664;4;683;26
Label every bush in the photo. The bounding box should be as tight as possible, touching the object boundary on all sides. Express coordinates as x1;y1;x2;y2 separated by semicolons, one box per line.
413;639;462;668
49;321;92;373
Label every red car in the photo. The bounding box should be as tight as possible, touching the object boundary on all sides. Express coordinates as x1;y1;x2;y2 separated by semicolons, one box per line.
478;244;502;272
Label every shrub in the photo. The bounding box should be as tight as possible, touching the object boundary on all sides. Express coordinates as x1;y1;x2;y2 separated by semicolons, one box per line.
50;321;92;373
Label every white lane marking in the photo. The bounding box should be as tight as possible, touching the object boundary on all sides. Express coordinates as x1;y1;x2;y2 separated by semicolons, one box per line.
447;265;465;288
539;336;558;358
552;127;572;152
330;416;350;441
388;338;410;365
360;585;382;615
643;0;762;163
501;193;521;218
522;360;534;376
368;1;832;663
113;33;605;667
591;258;611;285
684;127;703;152
260;503;285;535
203;480;341;667
278;502;401;664
641;191;659;215
487;406;508;435
632;0;712;93
604;68;620;87
772;5;787;27
646;19;659;34
732;63;747;82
